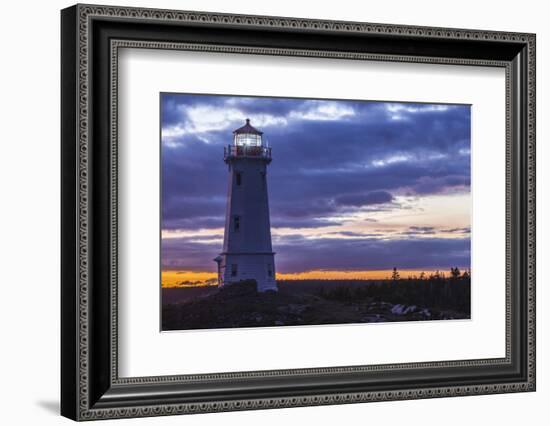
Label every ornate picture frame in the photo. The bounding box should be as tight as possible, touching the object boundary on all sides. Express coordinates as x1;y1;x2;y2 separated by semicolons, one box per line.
61;4;535;421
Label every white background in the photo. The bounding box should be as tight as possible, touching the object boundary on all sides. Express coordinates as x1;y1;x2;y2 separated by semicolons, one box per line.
0;0;547;425
119;49;505;377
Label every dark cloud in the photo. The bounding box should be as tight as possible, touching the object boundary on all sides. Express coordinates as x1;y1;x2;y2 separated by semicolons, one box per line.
400;226;437;236
328;231;382;238
270;217;343;229
162;235;471;273
413;175;470;195
409;226;435;232
443;227;471;234
335;191;393;207
275;236;471;273
162;238;220;269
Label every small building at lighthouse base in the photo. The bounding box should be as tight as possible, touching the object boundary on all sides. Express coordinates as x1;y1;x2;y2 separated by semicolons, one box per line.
215;252;277;292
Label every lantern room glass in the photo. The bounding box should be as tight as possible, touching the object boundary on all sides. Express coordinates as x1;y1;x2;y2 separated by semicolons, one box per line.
234;133;262;147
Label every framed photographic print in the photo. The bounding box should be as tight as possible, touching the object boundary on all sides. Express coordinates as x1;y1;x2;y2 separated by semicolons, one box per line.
61;4;536;421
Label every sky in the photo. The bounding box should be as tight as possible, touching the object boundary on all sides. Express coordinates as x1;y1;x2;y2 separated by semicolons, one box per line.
160;93;471;283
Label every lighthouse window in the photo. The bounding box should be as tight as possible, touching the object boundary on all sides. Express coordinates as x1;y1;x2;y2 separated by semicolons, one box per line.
233;215;240;232
235;172;242;186
235;133;261;146
267;264;273;278
231;264;238;277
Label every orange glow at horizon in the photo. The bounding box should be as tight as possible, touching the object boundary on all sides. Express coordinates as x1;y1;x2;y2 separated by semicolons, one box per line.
161;268;461;288
162;270;218;288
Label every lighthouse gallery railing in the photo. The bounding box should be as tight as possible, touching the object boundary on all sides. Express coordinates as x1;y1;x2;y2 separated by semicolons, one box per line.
224;145;272;160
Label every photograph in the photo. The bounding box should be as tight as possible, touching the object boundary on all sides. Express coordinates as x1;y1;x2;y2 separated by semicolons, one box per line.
160;93;472;331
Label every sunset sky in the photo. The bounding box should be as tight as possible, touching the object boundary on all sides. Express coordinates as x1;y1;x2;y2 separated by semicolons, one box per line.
161;94;471;286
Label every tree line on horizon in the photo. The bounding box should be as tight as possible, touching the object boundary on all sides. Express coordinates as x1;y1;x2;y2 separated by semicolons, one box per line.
390;266;471;281
301;267;471;315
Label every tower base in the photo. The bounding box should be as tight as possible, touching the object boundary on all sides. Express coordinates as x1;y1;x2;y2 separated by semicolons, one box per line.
216;253;277;292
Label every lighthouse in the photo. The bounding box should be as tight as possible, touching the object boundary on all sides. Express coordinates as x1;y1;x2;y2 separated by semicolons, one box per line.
214;119;277;292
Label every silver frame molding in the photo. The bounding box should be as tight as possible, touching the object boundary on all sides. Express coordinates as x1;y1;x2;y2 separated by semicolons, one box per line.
61;4;536;421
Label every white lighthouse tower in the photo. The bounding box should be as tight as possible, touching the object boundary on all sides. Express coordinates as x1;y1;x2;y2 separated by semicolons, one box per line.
214;119;277;292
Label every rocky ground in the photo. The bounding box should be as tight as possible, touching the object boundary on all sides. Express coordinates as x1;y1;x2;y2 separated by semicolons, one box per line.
162;280;470;331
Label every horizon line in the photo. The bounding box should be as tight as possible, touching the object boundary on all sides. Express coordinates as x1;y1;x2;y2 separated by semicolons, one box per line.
161;268;471;288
